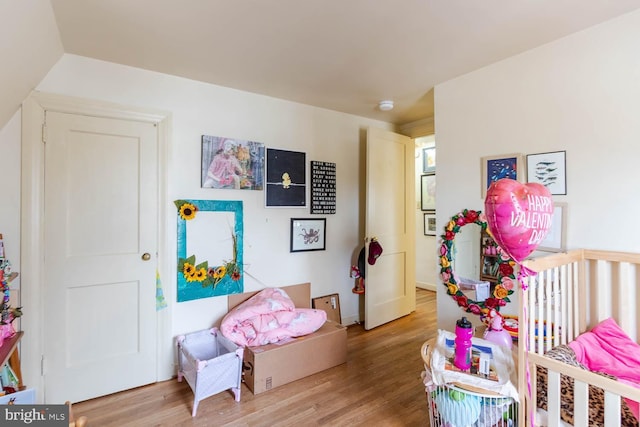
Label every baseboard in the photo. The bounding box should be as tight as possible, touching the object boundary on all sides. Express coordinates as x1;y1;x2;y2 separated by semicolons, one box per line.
343;285;433;326
417;282;437;291
342;314;360;326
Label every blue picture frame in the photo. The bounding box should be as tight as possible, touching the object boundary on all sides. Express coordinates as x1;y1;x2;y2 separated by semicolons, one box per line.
481;153;523;197
175;199;243;302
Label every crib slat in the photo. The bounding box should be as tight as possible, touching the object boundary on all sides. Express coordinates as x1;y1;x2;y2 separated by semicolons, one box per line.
573;380;588;427
552;266;560;348
543;271;552;352
616;262;637;341
547;370;561;426
569;260;577;341
559;264;567;345
578;256;589;335
612;261;622;325
603;391;621;427
531;273;537;353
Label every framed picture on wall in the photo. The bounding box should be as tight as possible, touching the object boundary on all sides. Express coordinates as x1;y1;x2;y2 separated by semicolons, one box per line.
481;153;524;198
420;173;436;211
174;199;244;302
424;212;436;236
422;147;436;173
201;135;265;190
537;202;567;252
265;149;306;207
290;218;326;252
526;150;567;195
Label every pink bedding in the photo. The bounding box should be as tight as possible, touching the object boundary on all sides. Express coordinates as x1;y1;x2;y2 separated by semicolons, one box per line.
568;317;640;419
220;287;327;347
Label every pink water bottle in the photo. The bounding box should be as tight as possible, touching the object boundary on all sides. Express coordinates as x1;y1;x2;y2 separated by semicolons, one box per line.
454;316;473;370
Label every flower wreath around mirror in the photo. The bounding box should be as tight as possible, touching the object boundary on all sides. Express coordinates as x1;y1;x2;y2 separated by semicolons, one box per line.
439;209;516;316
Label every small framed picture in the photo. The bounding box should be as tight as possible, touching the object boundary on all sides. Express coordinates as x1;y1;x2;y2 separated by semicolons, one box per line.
422;147;436;173
421;173;436;211
537;203;567;252
526;150;567;195
424;212;436;236
481;153;524;198
290;218;326;252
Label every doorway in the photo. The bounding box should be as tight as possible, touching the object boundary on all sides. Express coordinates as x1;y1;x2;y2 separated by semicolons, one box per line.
415;135;437;291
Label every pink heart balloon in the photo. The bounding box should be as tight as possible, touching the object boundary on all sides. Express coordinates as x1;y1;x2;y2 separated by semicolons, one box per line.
484;179;554;262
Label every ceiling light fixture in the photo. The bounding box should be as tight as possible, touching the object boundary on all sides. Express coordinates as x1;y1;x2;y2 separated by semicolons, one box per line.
378;100;394;111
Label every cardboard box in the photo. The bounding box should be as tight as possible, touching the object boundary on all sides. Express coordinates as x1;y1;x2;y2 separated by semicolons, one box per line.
227;283;348;394
243;320;347;394
312;293;341;324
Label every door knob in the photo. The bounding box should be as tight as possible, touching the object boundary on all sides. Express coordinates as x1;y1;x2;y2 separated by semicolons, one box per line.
141;253;151;261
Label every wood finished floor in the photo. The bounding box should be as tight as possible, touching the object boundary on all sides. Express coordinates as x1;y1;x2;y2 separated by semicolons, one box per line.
74;289;436;426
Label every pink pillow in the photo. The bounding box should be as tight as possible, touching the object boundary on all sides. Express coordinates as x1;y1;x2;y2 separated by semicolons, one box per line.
568;317;640;419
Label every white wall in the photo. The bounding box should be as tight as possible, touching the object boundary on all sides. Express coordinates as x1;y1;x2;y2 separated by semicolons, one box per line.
435;9;640;330
415;136;438;290
0;0;63;130
1;53;395;375
0;110;22;311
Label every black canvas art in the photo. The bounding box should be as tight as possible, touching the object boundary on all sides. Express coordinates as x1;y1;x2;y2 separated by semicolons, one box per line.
265;149;306;207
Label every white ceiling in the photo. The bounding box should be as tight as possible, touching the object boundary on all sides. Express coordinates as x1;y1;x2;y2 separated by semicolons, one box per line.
5;1;640;128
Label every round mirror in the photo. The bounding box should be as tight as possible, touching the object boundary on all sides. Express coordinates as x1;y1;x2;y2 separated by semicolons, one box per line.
439;209;517;316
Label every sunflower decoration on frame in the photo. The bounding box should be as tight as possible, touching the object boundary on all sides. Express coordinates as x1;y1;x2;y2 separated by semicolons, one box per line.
439;209;517;316
178;201;198;220
177;249;241;289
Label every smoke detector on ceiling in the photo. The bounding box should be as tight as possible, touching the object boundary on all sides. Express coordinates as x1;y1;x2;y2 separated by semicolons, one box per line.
378;100;394;111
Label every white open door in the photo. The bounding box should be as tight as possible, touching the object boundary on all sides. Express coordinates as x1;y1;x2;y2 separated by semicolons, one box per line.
364;127;416;330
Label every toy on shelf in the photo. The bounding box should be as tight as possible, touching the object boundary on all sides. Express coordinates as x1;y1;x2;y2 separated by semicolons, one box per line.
0;234;22;347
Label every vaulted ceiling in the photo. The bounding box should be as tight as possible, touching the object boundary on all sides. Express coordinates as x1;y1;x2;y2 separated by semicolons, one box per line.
2;0;640;130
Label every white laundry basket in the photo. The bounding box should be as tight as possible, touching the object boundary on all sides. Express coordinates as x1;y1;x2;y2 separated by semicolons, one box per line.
177;327;243;416
425;383;517;427
421;339;518;427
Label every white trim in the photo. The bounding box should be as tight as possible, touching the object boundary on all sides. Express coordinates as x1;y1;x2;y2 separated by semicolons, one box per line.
21;91;172;402
20;96;45;402
155;110;174;381
416;282;437;291
341;315;360;326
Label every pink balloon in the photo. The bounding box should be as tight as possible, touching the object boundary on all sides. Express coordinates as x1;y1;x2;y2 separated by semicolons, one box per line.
484;179;554;262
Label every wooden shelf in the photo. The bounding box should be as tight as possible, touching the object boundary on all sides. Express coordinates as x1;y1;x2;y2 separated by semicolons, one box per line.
480;231;499;284
0;331;22;368
0;238;23;391
0;331;23;389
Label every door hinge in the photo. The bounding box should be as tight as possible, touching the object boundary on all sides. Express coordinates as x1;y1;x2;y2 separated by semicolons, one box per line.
41;355;45;376
42;124;47;143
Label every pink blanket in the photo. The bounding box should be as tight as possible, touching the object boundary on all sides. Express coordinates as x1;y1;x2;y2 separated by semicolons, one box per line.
220;287;327;347
568;317;640;419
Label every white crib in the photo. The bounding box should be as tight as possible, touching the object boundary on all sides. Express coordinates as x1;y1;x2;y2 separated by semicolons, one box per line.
177;327;244;416
518;249;640;426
